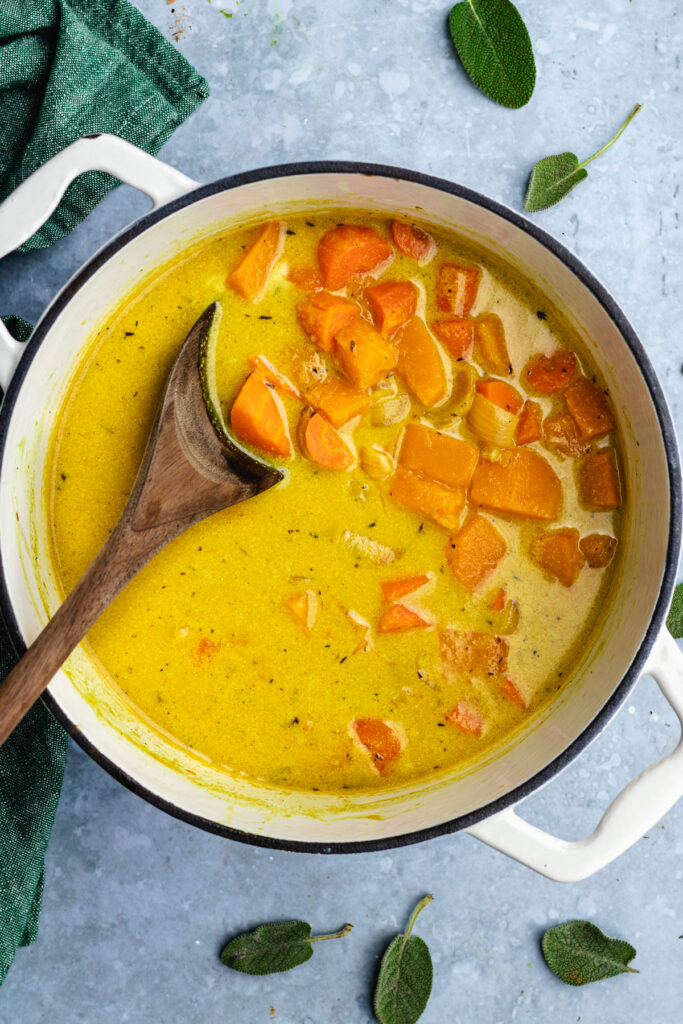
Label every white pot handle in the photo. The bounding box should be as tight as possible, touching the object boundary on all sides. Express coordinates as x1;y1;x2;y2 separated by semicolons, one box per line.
468;627;683;881
0;134;200;391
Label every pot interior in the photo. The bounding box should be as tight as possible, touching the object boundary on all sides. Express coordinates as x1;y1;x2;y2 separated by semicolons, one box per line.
0;169;675;847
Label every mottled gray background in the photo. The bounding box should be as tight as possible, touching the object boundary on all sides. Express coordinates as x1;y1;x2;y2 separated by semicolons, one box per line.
0;1;682;1021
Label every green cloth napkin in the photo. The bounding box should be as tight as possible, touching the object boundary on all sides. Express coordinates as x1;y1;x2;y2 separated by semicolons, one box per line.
0;0;209;250
0;0;208;985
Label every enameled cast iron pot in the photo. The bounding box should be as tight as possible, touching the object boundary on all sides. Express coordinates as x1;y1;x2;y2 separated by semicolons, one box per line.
1;135;682;881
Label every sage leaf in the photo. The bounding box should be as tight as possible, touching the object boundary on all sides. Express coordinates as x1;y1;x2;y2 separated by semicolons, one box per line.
374;895;434;1024
220;920;353;976
524;104;642;212
448;0;536;109
542;920;639;986
667;583;683;638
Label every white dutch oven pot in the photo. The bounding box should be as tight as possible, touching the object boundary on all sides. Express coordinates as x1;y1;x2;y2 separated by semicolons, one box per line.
1;136;682;882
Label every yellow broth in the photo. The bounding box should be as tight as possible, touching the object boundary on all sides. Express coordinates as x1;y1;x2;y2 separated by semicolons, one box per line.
46;212;621;791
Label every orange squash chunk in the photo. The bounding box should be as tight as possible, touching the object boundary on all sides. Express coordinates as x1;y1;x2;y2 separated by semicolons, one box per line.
488;587;507;611
430;318;474;358
473;314;511;376
318;225;392;290
500;677;527;709
230;372;292;458
530;527;585;587
390;220;436;262
248;354;301;399
398;423;479;490
564;379;616;440
543;411;585;458
227;221;283;300
334;317;396;388
446;515;507;592
436;263;481;316
367;280;418;337
378;603;430;633
288;266;323;291
296;291;359;352
396;317;448;406
516;400;543;446
351;718;403;774
580;533;617;568
285;589;317;636
475;379;523;415
469;448;561;521
446;701;485;736
440;629;509;680
381;575;430;603
389;467;465;530
305;375;370;428
523;349;578;393
298;408;353;470
579;447;621;508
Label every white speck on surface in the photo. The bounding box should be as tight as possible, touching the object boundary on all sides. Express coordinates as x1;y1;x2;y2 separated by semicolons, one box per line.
379;70;411;98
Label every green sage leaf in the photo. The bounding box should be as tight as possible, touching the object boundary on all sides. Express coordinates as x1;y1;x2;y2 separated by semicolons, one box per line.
524;104;642;212
220;920;353;976
374;895;434;1024
448;0;536;109
667;583;683;638
542;920;639;986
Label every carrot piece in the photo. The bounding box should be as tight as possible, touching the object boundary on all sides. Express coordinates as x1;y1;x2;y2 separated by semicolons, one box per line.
381;574;430;603
197;637;217;660
287;266;323;291
296;291;359;352
227;221;284;300
285;589;317;636
351;718;403;774
389;467;466;530
530;527;585;587
390;220;437;262
475;379;523;415
446;515;507;592
378;603;430;633
230;372;292;458
516;400;543;446
297;408;354;470
580;533;618;568
398;422;479;489
579;447;621;508
305;375;370;428
430;318;474;359
396;317;448;406
472;314;511;376
564;379;616;440
543;411;585;458
440;629;509;680
318;225;393;290
436;263;481;316
248;354;302;399
469;448;562;521
488;587;507;611
334;317;397;388
500;677;527;709
367;280;418;337
446;701;485;736
524;349;578;393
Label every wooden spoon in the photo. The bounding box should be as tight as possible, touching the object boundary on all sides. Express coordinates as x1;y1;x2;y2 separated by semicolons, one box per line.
0;302;284;746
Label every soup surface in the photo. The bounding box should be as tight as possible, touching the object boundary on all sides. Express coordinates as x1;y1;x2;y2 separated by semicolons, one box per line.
47;211;623;792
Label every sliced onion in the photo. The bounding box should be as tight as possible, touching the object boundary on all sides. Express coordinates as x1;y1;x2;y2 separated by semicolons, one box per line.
467;393;518;448
371;394;411;426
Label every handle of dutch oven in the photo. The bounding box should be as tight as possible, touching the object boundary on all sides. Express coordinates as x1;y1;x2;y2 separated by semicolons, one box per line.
0;134;199;391
468;627;683;882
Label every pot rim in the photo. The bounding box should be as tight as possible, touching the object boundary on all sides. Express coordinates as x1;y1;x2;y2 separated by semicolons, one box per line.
0;159;680;854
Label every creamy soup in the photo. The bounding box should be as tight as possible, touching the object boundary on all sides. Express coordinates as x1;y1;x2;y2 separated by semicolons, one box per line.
46;212;622;792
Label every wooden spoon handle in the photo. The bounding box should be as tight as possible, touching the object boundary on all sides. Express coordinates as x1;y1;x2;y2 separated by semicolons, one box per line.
0;520;173;747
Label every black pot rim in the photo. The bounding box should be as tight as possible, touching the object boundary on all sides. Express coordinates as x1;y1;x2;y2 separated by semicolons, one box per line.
0;159;680;855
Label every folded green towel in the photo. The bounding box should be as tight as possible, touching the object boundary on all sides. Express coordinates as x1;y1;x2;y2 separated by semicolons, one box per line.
0;0;208;984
